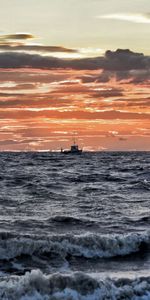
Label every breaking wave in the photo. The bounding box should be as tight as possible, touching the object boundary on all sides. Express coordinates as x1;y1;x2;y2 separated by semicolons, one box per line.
0;231;149;261
0;269;150;300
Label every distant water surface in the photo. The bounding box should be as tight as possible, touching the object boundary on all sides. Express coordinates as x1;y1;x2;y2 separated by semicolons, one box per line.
0;151;150;299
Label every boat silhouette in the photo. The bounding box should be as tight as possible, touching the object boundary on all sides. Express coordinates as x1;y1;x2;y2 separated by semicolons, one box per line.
61;140;82;154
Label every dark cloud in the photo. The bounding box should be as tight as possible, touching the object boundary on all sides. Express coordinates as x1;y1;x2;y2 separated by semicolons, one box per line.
100;49;150;83
92;88;123;98
104;49;149;71
99;49;150;83
0;33;77;54
0;33;34;40
0;49;149;72
128;70;150;84
0;52;63;69
0;44;78;53
80;70;150;84
72;49;150;71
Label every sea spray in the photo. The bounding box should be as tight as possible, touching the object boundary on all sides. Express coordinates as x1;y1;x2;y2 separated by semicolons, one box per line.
0;232;149;261
0;270;150;300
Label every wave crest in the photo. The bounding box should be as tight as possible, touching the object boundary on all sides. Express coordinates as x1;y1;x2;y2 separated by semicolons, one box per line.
0;270;150;299
0;232;149;261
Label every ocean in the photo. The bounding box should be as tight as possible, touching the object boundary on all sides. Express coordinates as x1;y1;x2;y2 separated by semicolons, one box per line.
0;151;150;299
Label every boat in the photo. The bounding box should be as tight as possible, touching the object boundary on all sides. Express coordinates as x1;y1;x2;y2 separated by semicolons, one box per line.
61;140;82;154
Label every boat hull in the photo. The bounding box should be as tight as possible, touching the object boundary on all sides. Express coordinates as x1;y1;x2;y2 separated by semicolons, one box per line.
61;150;82;154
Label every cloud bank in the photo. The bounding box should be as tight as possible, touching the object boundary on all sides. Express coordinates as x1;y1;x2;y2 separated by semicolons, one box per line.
0;49;149;84
0;49;149;72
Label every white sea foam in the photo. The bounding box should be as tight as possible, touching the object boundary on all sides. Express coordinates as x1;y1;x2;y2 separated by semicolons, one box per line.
0;232;149;260
0;270;150;300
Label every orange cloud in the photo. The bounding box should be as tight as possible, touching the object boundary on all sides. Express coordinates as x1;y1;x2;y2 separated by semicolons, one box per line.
0;47;149;150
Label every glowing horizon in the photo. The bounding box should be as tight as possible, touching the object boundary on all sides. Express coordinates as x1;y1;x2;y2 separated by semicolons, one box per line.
0;0;149;151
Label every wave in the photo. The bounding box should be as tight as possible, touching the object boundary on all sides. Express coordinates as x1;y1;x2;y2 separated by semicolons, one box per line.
125;216;150;225
0;269;150;299
47;216;95;226
66;173;101;183
0;231;149;261
131;179;150;191
104;174;127;182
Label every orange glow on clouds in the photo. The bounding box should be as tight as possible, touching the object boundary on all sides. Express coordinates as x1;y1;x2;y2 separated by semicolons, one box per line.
0;48;149;151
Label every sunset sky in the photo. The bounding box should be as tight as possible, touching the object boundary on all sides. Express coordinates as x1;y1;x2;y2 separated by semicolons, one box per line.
0;0;149;151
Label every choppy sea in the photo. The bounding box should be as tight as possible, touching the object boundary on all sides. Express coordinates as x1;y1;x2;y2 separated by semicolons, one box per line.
0;151;150;299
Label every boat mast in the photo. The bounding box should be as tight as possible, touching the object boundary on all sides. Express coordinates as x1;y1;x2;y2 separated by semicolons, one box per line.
73;133;77;145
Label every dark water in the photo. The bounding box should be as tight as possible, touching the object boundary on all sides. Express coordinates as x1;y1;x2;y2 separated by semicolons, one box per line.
0;151;150;299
